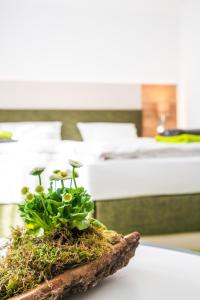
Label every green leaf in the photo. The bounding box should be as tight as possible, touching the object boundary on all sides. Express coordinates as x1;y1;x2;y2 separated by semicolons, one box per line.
58;205;70;218
91;218;107;229
72;219;90;230
70;212;88;221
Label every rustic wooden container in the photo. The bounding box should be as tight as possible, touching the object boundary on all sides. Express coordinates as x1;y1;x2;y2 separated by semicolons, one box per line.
10;232;140;300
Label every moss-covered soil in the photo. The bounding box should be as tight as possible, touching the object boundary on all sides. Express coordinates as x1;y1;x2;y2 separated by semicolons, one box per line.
0;226;121;300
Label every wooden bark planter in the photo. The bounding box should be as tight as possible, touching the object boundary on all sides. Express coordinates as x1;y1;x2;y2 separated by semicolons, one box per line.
10;231;140;300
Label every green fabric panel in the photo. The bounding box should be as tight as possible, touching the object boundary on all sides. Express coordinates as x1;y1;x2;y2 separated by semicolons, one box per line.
155;134;200;143
1;193;200;237
0;205;23;237
0;109;142;140
95;193;200;236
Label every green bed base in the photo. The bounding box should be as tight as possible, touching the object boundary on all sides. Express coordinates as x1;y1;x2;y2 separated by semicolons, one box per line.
95;193;200;235
0;205;22;237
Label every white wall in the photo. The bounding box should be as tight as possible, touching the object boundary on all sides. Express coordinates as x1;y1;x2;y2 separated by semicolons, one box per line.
0;81;141;109
178;0;200;128
0;0;180;84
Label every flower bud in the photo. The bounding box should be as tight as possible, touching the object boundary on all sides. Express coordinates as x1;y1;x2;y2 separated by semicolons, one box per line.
30;167;45;176
49;174;56;181
35;185;44;193
62;193;72;202
26;193;34;201
60;171;67;177
53;169;60;174
21;186;29;195
69;159;82;168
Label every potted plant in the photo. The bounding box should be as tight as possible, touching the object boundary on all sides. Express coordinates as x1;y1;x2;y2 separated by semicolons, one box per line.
0;160;140;300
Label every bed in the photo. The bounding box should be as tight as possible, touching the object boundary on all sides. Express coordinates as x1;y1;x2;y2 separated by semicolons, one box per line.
0;109;200;239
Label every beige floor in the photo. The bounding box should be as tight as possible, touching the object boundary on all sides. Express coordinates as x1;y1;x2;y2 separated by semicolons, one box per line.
142;232;200;251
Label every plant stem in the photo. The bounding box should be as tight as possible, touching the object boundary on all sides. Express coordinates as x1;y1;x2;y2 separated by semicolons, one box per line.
61;180;64;189
41;197;48;216
50;181;53;191
72;167;77;189
38;174;42;185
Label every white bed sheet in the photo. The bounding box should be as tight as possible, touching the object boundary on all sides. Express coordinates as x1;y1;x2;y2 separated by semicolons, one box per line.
83;157;200;200
79;138;200;160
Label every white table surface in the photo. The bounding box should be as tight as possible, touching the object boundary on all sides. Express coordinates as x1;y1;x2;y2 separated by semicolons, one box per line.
1;241;200;300
69;244;200;300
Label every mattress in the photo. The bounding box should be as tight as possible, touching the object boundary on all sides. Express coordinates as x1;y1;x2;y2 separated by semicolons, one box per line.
1;138;200;204
84;157;200;200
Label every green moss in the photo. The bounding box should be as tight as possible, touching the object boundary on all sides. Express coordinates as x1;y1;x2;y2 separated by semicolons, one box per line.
0;226;121;300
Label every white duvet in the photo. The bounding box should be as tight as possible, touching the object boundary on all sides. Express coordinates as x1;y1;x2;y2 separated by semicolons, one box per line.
57;138;200;161
1;138;200;160
1;138;200;203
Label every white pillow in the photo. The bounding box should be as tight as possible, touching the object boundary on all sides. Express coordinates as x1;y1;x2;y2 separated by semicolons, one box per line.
0;122;62;140
77;122;137;143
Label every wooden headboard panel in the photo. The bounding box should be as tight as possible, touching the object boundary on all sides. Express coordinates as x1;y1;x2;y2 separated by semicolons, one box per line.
0;109;142;140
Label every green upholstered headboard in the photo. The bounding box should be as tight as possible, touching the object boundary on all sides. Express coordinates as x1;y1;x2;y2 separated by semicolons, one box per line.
0;109;142;140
